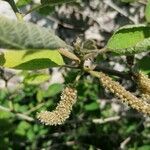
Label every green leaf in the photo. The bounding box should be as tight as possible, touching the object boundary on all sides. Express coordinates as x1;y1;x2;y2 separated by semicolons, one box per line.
137;145;150;150
43;83;63;98
145;0;150;23
15;121;31;136
107;25;150;55
137;56;150;74
84;102;99;111
41;0;75;5
16;0;31;7
0;111;12;119
0;15;68;50
38;5;55;15
130;145;150;150
36;83;63;101
36;90;44;102
23;73;50;85
0;50;65;70
120;0;136;3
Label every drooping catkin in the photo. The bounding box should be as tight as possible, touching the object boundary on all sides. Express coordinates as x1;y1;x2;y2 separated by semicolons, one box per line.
135;71;150;95
37;86;77;125
89;71;150;115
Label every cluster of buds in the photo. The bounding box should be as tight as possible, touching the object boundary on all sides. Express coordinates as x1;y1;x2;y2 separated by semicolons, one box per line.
37;86;77;125
89;71;150;116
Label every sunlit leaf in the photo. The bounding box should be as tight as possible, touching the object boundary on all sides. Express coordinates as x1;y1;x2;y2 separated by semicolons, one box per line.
107;25;150;55
24;73;50;85
0;49;65;70
145;0;150;23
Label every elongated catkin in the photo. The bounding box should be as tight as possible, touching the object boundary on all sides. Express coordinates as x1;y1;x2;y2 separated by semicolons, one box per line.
136;71;150;95
37;86;77;125
89;71;150;116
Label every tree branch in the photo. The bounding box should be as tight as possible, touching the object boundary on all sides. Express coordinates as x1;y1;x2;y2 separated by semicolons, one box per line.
0;105;34;122
95;65;131;79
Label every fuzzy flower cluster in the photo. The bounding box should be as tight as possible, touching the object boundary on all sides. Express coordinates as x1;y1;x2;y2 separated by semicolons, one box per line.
141;94;150;103
37;86;77;125
136;71;150;95
98;72;150;116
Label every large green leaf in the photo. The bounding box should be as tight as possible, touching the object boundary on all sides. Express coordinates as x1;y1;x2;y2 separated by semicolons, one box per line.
0;15;68;50
0;50;64;70
107;25;150;55
41;0;75;5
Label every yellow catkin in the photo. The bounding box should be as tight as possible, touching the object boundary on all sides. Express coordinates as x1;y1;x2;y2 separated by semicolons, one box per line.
90;71;150;115
37;86;77;125
136;71;150;95
141;94;150;103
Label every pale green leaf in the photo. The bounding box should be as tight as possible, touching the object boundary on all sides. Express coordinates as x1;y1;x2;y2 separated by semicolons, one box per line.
107;25;150;55
84;102;99;111
145;0;150;23
0;15;68;50
24;73;50;85
0;50;65;70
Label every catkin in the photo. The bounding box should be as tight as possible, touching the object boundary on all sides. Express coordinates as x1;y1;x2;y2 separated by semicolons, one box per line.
92;71;150;115
141;94;150;103
136;71;150;95
37;86;77;125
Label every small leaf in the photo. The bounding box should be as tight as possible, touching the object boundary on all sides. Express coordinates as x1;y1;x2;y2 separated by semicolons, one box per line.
43;83;63;98
0;111;12;119
24;73;50;85
107;25;150;55
0;15;68;50
84;102;99;111
0;50;65;70
145;0;150;23
41;0;75;5
16;0;31;7
137;145;150;150
15;121;31;136
137;56;150;74
38;5;55;15
36;90;44;102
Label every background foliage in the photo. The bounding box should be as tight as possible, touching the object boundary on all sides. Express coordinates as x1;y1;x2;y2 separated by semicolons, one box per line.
0;0;150;150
